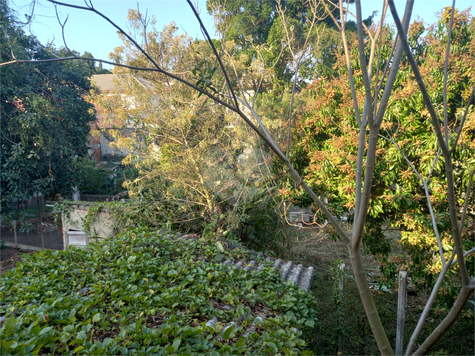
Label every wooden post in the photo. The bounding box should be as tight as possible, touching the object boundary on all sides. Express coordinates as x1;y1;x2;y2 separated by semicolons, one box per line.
396;271;407;356
41;195;46;221
13;220;18;248
36;195;41;221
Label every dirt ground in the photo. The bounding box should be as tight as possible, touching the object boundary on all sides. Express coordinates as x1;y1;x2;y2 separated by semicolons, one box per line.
282;223;384;276
0;247;34;276
1;219;63;276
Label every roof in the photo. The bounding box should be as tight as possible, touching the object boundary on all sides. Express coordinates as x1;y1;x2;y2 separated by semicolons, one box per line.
174;232;314;293
91;74;123;92
92;74;155;92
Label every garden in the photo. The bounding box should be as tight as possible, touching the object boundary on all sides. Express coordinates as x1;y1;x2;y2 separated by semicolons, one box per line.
1;0;474;355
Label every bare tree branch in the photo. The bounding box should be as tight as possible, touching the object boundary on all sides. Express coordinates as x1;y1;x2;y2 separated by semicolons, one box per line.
405;250;456;355
443;0;456;145
459;166;475;233
451;247;475;267
185;0;240;110
380;134;445;265
389;0;470;287
355;0;374;126
451;82;475;152
413;277;475;355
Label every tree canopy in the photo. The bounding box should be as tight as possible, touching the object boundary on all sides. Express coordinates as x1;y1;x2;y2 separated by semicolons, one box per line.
288;9;474;287
206;0;361;84
0;0;96;209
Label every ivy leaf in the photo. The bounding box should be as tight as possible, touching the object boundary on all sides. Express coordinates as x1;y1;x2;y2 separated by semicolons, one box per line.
39;326;53;336
92;313;101;323
73;345;85;353
172;338;181;351
215;241;224;253
60;332;71;343
76;330;87;341
234;337;245;348
3;315;17;331
223;325;233;340
165;344;175;354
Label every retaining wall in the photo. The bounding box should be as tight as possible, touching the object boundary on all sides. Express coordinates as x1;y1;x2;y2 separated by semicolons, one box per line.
62;203;116;249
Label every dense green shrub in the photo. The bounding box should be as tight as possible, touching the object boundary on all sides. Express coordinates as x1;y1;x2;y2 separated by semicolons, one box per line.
0;228;317;355
76;158;138;196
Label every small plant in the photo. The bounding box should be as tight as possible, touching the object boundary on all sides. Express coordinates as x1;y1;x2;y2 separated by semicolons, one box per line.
82;204;101;235
0;240;9;250
52;202;73;228
331;259;346;355
18;220;35;234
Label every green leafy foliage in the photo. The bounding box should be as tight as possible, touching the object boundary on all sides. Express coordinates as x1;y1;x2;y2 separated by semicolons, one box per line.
0;1;96;211
291;10;475;289
0;228;317;355
206;0;354;84
75;158;138;196
92;21;286;249
192;60;219;95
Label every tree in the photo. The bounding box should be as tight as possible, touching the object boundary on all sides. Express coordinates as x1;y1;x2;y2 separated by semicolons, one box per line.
0;0;96;212
206;0;362;84
292;8;474;289
93;18;281;243
1;0;474;354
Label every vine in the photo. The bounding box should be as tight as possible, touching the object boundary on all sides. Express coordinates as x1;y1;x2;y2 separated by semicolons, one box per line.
52;200;145;237
82;204;101;235
52;202;73;227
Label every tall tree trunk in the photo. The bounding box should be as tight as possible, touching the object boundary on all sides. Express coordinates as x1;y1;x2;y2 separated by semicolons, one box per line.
41;195;46;221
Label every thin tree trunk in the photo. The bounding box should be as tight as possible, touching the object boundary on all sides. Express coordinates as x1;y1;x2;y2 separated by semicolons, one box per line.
13;220;18;248
405;252;456;355
444;157;470;285
349;245;394;355
352;126;380;248
395;271;407;356
338;262;345;354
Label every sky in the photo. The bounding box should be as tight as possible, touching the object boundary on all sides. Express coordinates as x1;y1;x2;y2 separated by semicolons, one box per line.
10;0;475;69
12;0;217;68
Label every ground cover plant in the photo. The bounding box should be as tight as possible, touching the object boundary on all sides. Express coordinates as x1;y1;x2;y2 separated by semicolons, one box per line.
0;228;317;355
